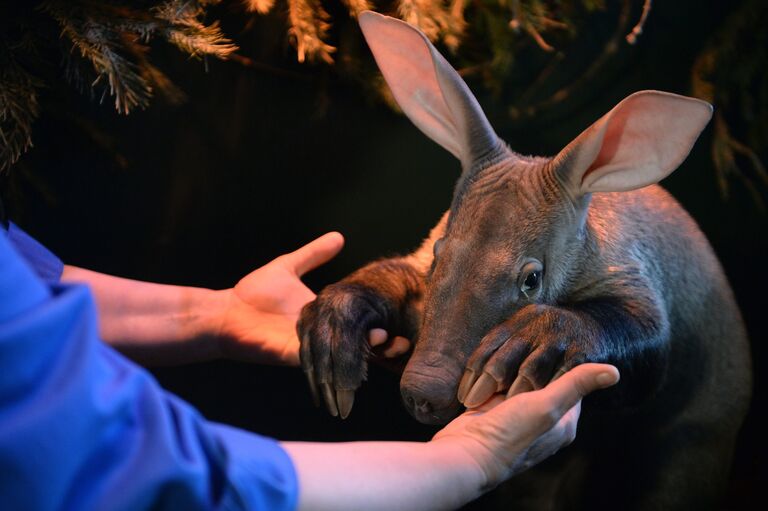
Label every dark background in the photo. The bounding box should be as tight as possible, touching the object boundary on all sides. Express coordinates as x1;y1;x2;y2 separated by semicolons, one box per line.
4;0;765;508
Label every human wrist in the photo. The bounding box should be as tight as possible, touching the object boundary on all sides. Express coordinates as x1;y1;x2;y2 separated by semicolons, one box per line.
180;286;230;361
425;436;489;504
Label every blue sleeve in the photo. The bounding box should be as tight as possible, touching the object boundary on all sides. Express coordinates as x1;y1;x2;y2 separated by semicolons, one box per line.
0;235;298;511
5;222;64;283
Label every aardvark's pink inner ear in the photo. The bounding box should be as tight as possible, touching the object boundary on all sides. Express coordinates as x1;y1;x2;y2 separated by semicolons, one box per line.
554;91;713;194
358;11;501;170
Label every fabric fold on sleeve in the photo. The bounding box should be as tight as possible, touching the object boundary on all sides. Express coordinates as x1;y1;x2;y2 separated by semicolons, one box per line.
6;222;64;283
0;234;298;511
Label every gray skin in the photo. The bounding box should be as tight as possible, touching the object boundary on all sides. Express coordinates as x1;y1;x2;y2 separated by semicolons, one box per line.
298;12;752;510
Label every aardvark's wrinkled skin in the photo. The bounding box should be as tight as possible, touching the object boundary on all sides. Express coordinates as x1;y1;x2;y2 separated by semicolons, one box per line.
298;11;752;510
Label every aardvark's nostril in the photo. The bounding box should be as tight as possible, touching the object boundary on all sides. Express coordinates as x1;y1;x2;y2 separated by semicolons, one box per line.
402;388;434;414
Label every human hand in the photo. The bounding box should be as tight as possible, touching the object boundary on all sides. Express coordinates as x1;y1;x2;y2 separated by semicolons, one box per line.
433;363;620;490
216;232;345;366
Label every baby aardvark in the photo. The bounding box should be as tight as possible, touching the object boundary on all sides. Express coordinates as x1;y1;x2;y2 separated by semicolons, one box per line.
298;12;751;510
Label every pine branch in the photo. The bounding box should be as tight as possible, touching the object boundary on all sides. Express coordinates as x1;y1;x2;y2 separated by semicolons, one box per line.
40;0;236;114
245;0;277;15
0;57;41;172
287;0;335;64
398;0;455;44
625;0;651;45
0;0;239;170
342;0;373;18
49;9;154;114
154;1;237;60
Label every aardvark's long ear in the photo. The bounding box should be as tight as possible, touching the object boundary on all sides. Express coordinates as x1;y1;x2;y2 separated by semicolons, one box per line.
359;11;503;170
553;90;713;194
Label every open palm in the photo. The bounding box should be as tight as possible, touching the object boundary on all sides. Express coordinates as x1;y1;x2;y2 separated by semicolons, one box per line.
219;232;344;366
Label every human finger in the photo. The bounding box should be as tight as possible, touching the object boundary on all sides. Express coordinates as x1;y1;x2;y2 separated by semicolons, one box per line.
381;336;410;358
522;401;582;468
369;328;388;347
282;232;345;277
533;363;619;420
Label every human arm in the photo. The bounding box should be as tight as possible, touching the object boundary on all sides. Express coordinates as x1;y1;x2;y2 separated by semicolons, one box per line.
284;363;619;511
61;232;347;366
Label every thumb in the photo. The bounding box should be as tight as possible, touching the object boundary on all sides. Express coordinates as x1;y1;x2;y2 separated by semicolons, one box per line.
537;363;620;419
282;232;345;276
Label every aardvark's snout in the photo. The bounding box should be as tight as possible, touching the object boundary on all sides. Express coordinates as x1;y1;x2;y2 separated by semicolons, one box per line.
400;352;464;425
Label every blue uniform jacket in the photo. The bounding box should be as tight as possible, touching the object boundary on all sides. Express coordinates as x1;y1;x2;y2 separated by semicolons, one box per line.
0;225;298;510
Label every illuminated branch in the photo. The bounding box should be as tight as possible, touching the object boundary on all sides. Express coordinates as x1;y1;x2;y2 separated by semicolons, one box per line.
244;0;277;14
398;0;452;42
287;0;335;64
509;0;555;52
523;23;555;52
510;0;522;31
626;0;652;45
0;59;40;172
342;0;373;17
445;0;468;51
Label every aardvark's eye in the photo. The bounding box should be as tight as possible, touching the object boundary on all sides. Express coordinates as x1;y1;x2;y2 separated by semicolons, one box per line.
522;270;541;292
519;260;543;298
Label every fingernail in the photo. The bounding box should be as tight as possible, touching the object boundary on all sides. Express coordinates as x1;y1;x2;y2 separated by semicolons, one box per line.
596;372;618;387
